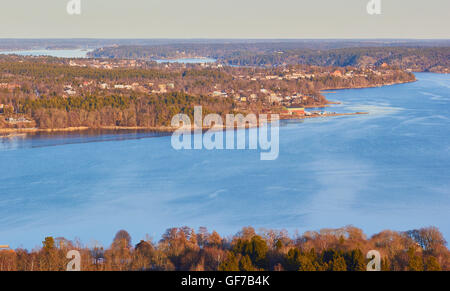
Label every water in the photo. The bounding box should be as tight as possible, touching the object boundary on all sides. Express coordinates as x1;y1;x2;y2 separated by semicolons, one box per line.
0;49;92;58
1;73;449;249
156;58;217;64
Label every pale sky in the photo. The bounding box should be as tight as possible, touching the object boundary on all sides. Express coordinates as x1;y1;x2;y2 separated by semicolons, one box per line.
0;0;449;39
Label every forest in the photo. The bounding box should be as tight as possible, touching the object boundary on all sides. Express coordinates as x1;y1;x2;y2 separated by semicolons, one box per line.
0;225;448;271
90;43;450;73
0;55;415;130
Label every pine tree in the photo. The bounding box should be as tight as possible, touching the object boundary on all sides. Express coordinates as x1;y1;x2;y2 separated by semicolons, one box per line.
407;247;424;271
218;253;239;271
346;249;366;271
42;237;55;252
298;255;317;271
424;257;441;271
331;255;347;271
239;255;257;271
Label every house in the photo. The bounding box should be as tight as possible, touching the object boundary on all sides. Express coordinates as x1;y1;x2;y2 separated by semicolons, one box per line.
286;107;305;116
212;91;228;98
291;93;303;99
6;117;31;123
99;83;109;89
64;85;76;95
0;83;21;90
114;84;132;90
331;70;343;77
0;104;13;114
158;84;167;93
268;94;282;103
0;245;13;254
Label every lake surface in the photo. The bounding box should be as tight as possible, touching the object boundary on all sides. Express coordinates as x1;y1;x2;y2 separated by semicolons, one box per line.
156;58;217;64
1;73;449;249
0;49;92;58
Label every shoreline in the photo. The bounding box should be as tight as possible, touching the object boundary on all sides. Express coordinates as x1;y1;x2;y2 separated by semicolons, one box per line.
0;124;262;136
319;79;417;93
280;112;369;120
0;126;176;135
0;112;368;137
1;79;413;136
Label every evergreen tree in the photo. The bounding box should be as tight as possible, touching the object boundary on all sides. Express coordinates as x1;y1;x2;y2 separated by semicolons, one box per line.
331;255;347;271
218;253;239;271
424;257;441;271
407;247;424;271
239;255;257;271
298;255;317;271
346;249;366;271
42;237;55;252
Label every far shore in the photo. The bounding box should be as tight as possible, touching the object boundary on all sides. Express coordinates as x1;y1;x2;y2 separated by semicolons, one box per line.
0;124;260;136
319;79;417;93
3;79;416;137
0;126;177;135
1;111;370;137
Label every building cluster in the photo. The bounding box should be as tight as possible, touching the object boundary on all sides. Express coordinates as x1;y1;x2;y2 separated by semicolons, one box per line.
69;59;142;69
1;103;32;123
67;58;226;70
234;65;393;82
59;80;179;96
4;116;32;123
0;83;21;91
97;82;176;94
209;86;310;106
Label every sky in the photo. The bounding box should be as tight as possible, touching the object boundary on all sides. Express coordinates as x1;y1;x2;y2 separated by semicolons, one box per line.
0;0;449;39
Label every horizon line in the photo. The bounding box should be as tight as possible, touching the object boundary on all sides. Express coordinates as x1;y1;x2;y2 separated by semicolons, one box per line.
0;37;450;41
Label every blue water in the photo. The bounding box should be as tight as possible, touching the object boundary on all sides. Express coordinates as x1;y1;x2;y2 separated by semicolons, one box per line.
0;49;91;58
1;73;449;249
156;58;217;64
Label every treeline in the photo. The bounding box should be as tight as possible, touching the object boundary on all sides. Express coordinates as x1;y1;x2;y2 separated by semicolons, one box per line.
92;44;450;72
0;57;177;81
0;56;415;130
0;226;448;271
14;92;235;129
224;47;450;72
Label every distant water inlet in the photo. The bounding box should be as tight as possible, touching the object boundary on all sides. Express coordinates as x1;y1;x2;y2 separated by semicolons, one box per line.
0;49;92;58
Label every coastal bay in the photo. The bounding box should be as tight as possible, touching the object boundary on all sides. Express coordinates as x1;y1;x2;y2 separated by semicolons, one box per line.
0;73;449;249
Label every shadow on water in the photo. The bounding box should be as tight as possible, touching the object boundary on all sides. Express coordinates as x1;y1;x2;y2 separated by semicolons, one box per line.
0;129;171;150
